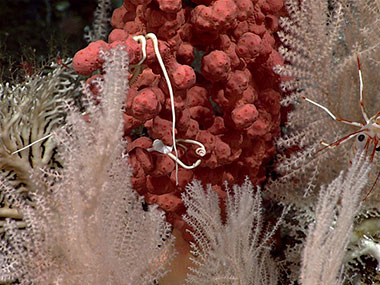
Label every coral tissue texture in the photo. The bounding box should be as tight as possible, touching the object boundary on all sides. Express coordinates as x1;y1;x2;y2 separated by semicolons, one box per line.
73;0;284;239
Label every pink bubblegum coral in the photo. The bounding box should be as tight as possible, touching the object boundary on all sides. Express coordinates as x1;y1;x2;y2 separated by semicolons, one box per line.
126;87;165;121
231;104;259;129
73;0;285;241
73;40;108;76
201;50;231;82
236;32;262;63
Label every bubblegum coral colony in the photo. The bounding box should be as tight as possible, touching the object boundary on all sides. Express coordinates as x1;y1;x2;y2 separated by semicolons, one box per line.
73;0;284;239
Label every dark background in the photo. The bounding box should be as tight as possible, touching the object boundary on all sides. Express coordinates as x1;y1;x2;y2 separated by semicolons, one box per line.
0;0;122;81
